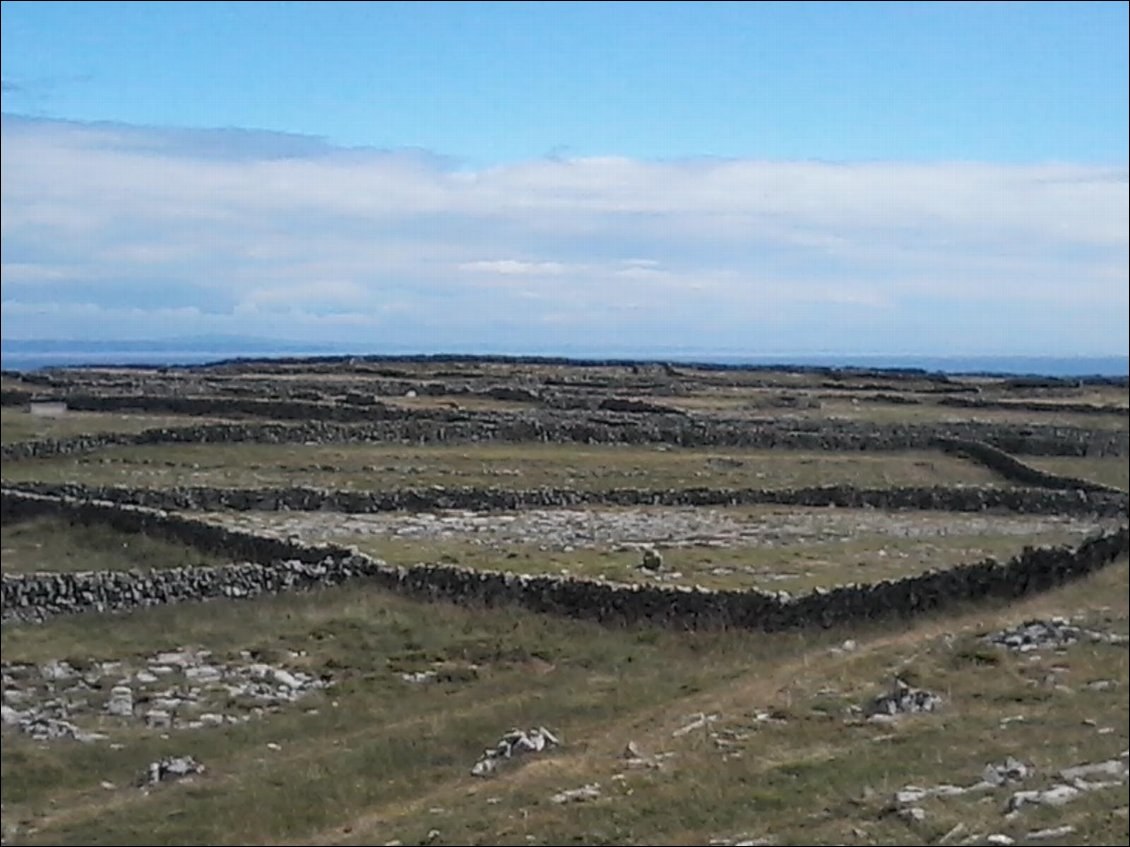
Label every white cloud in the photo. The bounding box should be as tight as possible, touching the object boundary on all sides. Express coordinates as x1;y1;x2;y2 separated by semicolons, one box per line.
458;259;569;276
1;115;1126;355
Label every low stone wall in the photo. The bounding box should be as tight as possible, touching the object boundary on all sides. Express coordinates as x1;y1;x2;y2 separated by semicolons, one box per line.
8;481;1127;518
937;396;1130;416
3;416;1124;462
3;489;1127;632
1;556;386;622
29;392;462;423
0;389;33;405
935;438;1123;494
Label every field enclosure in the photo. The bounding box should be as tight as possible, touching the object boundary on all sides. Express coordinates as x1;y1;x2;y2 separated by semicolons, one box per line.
2;358;1127;845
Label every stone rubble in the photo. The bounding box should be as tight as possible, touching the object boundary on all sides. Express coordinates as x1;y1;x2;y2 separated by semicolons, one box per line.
0;647;329;743
889;753;1128;844
470;726;560;777
866;679;942;719
213;506;1111;559
984;617;1129;652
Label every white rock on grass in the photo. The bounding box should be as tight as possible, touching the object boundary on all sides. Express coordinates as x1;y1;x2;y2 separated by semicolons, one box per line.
1008;784;1081;811
673;712;719;737
551;783;601;804
1026;825;1076;841
1059;759;1128;781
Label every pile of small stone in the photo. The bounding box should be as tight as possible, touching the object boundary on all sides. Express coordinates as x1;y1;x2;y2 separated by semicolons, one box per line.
866;679;942;719
984;617;1128;652
1;647;330;743
470;726;560;777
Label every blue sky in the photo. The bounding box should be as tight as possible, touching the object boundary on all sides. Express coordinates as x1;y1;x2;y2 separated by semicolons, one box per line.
2;1;1127;357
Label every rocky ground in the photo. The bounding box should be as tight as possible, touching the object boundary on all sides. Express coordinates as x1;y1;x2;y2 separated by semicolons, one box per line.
206;505;1115;554
1;646;329;743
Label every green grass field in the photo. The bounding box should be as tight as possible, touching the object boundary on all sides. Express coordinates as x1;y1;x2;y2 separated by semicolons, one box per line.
0;408;237;444
0;516;234;574
662;391;1130;430
0;442;1014;492
1024;455;1130;492
3;555;1126;846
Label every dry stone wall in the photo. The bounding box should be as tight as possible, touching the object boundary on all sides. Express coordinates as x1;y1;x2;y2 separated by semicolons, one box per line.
3;489;1127;632
3;416;1124;463
937;396;1129;416
934;438;1124;494
20;393;461;423
7;481;1127;518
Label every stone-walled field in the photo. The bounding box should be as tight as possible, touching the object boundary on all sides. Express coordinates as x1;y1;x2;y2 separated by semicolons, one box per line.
2;358;1127;846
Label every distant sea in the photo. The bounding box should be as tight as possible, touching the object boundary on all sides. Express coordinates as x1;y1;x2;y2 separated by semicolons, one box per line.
1;340;1127;378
